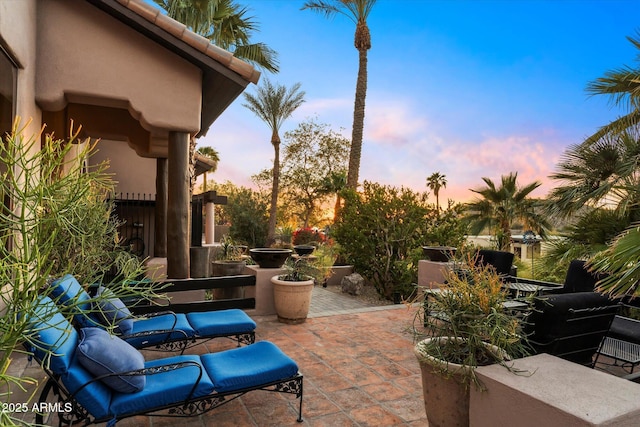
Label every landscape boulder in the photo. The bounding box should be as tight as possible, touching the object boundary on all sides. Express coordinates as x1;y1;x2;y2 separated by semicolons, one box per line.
341;273;364;296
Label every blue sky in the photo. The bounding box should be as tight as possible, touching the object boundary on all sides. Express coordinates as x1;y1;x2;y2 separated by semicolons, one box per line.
196;0;639;202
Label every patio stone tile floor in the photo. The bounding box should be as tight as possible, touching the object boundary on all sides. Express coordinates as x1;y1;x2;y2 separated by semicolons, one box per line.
6;286;427;426
6;285;632;426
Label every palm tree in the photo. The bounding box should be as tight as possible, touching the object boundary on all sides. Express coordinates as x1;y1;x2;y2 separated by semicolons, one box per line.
243;79;306;245
302;0;377;189
318;171;347;223
582;31;640;146
154;0;279;72
465;172;548;251
196;146;220;191
546;129;640;220
426;172;447;213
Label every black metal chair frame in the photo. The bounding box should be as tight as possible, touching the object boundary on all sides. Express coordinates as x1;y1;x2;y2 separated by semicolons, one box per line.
525;295;620;367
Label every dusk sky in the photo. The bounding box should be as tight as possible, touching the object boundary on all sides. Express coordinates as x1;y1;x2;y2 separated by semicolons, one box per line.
192;0;639;203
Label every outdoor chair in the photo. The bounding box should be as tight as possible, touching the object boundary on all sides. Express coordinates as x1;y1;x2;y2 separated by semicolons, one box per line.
551;259;606;294
24;296;303;426
49;274;256;353
524;292;620;367
477;249;515;276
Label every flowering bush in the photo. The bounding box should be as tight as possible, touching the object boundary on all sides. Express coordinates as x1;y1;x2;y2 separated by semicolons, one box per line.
292;227;325;245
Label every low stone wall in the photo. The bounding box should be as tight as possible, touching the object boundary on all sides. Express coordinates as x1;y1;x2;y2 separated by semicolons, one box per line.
470;353;640;426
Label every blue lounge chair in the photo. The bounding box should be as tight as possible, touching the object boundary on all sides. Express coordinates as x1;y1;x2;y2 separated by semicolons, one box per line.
25;296;303;426
49;275;256;352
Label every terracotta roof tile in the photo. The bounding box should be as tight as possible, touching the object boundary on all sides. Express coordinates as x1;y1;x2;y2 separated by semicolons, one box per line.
118;0;259;84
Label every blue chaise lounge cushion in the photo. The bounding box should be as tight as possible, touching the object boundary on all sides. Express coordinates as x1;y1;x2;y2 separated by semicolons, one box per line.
76;327;145;393
187;309;256;336
201;341;298;393
26;296;79;375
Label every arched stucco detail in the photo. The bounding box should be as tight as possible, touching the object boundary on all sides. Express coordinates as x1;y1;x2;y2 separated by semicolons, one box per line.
35;0;202;134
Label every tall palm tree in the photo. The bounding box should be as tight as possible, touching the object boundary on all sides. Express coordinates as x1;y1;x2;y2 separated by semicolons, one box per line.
243;79;306;245
154;0;279;72
465;172;548;251
302;0;377;189
582;31;640;146
196;146;219;191
426;172;447;213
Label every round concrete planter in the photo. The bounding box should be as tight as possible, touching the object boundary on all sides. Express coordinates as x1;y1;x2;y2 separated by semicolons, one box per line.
271;276;314;324
211;260;246;299
414;337;505;427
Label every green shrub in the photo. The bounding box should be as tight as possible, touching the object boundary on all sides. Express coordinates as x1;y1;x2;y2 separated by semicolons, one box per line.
333;181;429;300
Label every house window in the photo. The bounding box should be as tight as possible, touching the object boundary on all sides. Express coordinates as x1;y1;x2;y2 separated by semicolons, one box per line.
0;44;16;141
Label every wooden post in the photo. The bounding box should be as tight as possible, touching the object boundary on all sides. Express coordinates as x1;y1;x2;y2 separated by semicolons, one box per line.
167;131;190;278
154;158;167;257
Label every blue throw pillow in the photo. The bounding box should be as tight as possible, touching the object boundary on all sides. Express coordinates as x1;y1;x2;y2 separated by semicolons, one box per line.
76;328;145;393
91;286;134;335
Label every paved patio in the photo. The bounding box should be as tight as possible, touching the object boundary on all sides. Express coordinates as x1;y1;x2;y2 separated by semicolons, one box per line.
7;285;630;426
7;286;428;426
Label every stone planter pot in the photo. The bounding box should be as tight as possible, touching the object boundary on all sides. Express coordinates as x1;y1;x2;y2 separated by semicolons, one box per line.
271;275;314;324
211;260;246;299
414;337;505;427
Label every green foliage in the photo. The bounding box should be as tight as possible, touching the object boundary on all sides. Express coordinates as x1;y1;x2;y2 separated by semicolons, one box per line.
292;227;325;245
0;121;159;426
423;201;468;248
216;235;245;261
279;119;350;227
254;119;350;229
592;226;640;297
333;181;429;300
214;182;269;248
277;255;329;284
465;172;548;251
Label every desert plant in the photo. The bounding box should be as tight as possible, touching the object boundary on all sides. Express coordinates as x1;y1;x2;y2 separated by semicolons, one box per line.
413;256;528;388
216;235;245;261
277;255;331;285
0;120;160;426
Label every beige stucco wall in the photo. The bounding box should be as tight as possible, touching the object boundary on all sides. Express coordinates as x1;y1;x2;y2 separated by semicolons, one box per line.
36;0;203;135
0;0;42;138
93;139;157;195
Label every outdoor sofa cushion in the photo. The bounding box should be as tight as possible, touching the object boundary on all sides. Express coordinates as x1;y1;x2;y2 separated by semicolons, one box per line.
76;327;145;393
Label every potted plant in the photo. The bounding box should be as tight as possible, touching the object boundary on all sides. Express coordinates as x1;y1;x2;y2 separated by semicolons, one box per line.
212;235;247;299
412;256;528;427
271;256;331;324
